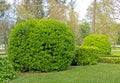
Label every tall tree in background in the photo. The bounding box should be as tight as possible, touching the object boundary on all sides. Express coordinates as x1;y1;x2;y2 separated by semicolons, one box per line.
0;0;10;49
0;20;10;49
108;0;120;21
67;0;78;31
86;0;120;44
67;0;80;44
79;21;90;45
92;0;96;33
48;0;67;22
16;0;44;22
0;0;9;17
48;0;80;44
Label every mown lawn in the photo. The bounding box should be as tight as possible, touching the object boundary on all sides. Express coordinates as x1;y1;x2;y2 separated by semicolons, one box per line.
0;49;6;57
0;49;5;52
110;47;120;56
11;63;120;83
112;47;120;50
111;51;120;56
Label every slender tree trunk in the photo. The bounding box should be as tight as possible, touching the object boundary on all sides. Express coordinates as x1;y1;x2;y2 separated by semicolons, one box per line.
92;0;96;33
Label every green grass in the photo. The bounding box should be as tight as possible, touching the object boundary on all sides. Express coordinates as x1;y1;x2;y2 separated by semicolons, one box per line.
111;47;120;56
111;51;120;56
0;49;5;52
0;55;7;57
0;49;6;57
112;47;120;50
11;63;120;83
0;54;6;57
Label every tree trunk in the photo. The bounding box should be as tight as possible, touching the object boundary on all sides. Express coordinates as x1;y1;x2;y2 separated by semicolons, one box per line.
92;0;96;33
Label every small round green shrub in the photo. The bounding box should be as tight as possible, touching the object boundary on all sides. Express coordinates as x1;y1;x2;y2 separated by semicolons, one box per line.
82;34;111;55
72;46;99;65
0;57;16;82
7;19;75;72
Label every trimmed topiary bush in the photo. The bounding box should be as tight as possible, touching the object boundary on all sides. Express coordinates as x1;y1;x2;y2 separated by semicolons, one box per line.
7;19;75;72
0;57;16;82
82;34;111;55
99;56;120;64
72;46;99;66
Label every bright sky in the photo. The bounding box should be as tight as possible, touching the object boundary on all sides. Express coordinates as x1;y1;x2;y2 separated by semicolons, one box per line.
6;0;92;20
75;0;92;20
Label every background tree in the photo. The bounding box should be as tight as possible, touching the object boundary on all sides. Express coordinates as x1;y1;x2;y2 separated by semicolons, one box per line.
48;0;80;45
0;0;10;49
92;0;96;33
16;0;44;22
48;0;67;22
79;21;90;45
0;0;10;17
67;0;80;45
86;0;120;45
108;0;120;21
0;20;10;49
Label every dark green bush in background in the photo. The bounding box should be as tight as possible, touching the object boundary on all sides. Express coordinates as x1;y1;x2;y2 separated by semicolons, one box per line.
82;34;111;55
0;57;16;82
72;46;99;66
7;19;75;72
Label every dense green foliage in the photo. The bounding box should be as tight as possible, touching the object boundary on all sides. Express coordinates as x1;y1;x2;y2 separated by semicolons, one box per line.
0;57;16;82
72;46;99;65
99;56;120;64
7;19;75;72
117;32;120;45
82;34;111;55
79;22;90;45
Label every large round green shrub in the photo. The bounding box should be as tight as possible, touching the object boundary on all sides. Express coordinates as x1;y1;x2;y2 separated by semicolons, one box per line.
72;46;99;65
7;19;75;72
0;57;16;82
82;34;111;55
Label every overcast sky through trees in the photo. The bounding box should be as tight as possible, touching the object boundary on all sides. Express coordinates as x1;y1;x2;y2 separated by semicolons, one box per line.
6;0;92;21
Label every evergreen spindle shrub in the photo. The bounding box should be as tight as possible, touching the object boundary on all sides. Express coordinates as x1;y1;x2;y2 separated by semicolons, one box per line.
72;46;99;65
7;19;75;72
0;57;16;82
82;34;111;55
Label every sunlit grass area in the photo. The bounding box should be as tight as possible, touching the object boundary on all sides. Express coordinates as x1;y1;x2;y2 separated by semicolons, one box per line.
111;51;120;56
0;49;6;57
11;63;120;83
0;49;5;52
111;47;120;56
2;47;120;83
112;47;120;50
